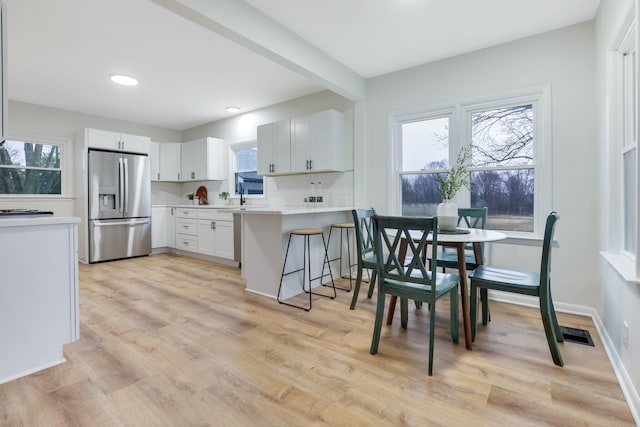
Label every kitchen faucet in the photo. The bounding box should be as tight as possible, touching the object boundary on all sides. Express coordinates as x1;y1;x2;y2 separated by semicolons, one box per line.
238;183;246;205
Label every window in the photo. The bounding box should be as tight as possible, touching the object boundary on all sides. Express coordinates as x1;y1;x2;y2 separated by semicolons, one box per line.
0;137;63;195
399;114;451;216
232;143;263;196
469;104;535;232
620;27;637;256
395;88;551;235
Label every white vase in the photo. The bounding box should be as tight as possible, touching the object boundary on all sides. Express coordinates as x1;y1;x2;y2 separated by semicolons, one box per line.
437;199;458;231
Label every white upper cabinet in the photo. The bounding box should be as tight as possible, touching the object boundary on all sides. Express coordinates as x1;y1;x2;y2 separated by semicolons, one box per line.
87;129;150;154
289;109;346;174
160;142;182;181
150;142;182;181
181;137;225;181
257;120;291;176
150;142;160;181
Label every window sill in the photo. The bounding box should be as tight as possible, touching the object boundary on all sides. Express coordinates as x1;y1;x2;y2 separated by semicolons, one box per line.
600;251;640;284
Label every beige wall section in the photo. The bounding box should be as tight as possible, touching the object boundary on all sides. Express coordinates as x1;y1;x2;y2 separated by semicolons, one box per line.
2;101;181;215
364;22;597;309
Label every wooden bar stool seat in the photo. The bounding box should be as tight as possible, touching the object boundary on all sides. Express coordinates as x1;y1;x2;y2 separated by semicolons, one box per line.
277;228;336;311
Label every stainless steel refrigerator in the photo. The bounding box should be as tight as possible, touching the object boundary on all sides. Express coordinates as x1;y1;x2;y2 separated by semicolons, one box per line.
88;149;151;263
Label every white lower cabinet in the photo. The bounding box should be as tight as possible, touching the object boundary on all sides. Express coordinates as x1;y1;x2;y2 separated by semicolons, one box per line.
152;206;176;249
213;219;234;259
168;207;234;262
176;208;198;252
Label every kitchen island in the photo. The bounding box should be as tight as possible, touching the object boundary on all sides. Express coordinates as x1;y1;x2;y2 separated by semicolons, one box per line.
229;207;353;299
0;216;80;384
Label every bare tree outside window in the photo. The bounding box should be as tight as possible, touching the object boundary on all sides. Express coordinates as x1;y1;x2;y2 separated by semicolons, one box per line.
400;103;536;231
470;104;535;231
0;140;62;195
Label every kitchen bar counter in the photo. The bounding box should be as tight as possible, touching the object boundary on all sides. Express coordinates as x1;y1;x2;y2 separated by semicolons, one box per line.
0;216;80;384
232;207;354;299
0;216;80;228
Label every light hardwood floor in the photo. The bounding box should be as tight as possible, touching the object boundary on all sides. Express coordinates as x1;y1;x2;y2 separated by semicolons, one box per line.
0;253;635;426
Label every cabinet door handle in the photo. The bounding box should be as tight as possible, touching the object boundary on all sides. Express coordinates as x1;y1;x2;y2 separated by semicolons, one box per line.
309;159;312;170
157;173;160;180
178;173;180;180
211;221;216;230
191;171;195;179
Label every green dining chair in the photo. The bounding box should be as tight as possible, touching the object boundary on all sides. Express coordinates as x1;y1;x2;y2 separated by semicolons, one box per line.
433;207;488;271
468;211;563;366
349;208;377;310
370;215;460;376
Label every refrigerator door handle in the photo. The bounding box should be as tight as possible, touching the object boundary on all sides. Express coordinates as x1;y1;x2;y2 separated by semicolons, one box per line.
118;157;124;213
92;218;150;227
123;157;129;214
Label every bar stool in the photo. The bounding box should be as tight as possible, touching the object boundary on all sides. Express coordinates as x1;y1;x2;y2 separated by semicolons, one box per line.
277;228;336;311
322;222;356;291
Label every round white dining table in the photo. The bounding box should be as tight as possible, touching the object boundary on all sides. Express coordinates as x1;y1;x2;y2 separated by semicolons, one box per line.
388;228;507;350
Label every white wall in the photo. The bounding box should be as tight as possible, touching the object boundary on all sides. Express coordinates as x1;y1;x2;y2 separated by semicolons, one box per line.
5;101;181;215
595;0;640;416
364;22;598;309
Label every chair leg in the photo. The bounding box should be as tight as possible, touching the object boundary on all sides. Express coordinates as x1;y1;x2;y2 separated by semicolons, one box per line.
540;291;564;367
367;269;376;299
370;289;386;355
400;297;409;329
549;291;563;342
349;264;363;310
450;289;459;344
470;281;478;341
481;288;490;325
428;297;436;376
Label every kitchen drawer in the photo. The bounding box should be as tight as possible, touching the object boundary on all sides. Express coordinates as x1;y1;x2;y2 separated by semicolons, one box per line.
214;211;234;221
176;218;197;236
197;209;216;220
176;208;197;218
175;234;197;252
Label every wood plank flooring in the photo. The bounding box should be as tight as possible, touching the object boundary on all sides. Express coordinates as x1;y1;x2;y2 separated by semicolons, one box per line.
0;253;635;426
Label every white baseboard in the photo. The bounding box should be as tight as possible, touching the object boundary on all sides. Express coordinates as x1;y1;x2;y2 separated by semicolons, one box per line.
490;292;640;425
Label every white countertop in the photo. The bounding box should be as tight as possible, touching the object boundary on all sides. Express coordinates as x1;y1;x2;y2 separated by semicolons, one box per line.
153;204;355;215
226;206;354;215
0;216;81;228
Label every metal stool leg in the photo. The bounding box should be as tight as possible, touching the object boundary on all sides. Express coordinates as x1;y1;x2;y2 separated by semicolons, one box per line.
322;225;354;292
278;232;336;311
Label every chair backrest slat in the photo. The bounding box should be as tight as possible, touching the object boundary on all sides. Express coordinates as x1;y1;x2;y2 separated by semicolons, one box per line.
352;208;376;262
373;215;439;294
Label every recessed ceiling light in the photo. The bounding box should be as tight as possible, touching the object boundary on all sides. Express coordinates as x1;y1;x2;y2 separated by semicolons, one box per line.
110;74;139;86
226;106;241;113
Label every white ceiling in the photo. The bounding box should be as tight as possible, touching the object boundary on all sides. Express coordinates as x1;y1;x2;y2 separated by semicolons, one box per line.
5;0;599;131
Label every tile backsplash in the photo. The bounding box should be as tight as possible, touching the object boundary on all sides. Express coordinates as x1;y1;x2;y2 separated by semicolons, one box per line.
151;171;354;208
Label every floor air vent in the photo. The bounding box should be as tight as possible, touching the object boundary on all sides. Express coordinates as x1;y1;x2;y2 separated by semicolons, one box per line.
560;326;594;346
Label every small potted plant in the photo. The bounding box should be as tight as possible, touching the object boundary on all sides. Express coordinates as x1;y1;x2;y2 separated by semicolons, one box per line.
185;193;196;205
435;147;471;231
218;191;231;205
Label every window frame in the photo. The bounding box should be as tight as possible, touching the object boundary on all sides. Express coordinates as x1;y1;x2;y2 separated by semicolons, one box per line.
228;140;265;199
619;22;637;261
0;132;71;198
391;86;553;239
